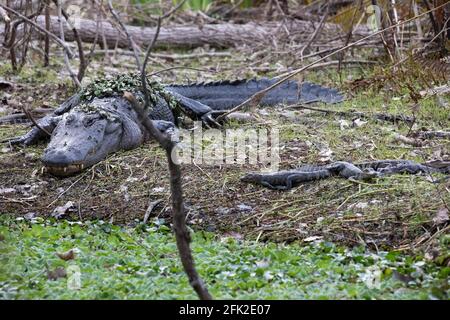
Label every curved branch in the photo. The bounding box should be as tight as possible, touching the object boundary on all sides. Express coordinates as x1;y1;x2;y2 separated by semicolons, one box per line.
0;3;73;58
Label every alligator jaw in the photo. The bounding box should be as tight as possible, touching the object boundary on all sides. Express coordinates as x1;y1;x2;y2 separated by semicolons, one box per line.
43;163;85;177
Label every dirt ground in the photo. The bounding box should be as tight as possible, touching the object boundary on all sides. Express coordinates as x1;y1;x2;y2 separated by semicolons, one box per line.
0;48;449;251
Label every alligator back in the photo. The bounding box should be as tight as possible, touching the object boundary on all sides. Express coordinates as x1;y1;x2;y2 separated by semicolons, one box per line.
165;78;344;110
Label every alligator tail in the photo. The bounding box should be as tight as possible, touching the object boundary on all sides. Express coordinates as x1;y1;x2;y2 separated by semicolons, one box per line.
165;78;344;110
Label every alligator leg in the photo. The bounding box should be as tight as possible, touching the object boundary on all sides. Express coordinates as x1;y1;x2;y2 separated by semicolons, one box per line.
152;120;176;133
168;91;227;128
53;93;81;115
260;181;288;190
7;115;62;146
6;94;80;146
284;172;330;189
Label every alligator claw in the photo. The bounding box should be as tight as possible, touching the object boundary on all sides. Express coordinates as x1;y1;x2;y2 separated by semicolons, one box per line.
201;110;226;129
5;135;30;146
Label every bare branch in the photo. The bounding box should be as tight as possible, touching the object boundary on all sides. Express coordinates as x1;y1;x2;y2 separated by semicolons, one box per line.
140;16;162;110
56;0;80;88
0;6;11;23
107;0;142;70
0;2;73;57
20;105;51;137
44;0;50;66
52;0;86;82
299;4;329;58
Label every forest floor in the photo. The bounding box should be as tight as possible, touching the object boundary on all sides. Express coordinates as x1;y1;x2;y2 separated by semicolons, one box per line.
0;47;449;299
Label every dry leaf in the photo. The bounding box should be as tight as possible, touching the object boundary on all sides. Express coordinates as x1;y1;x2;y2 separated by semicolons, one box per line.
56;249;75;261
353;118;367;127
47;267;67;280
433;208;449;225
52;201;75;219
338;119;350;130
303;236;323;242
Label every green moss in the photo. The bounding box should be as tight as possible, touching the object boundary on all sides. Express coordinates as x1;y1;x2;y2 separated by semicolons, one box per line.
78;73;181;117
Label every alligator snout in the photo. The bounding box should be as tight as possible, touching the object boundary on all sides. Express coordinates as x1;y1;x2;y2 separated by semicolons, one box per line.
42;149;85;176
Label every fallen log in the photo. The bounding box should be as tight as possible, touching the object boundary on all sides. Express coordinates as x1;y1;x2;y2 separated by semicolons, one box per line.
0;15;372;49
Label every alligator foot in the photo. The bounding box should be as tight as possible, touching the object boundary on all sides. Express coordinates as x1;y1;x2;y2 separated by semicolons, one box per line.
6;115;61;146
201;110;229;129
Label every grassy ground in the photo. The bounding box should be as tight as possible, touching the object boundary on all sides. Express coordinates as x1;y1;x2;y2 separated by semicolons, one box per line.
1;215;448;299
0;48;449;299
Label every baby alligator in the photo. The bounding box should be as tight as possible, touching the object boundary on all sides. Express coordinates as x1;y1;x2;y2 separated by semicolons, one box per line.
241;160;449;190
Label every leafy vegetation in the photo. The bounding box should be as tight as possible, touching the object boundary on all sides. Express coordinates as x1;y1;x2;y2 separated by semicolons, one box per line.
0;215;448;299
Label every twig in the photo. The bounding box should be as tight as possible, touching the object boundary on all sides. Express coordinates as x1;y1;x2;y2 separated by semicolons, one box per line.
84;8;101;70
338;0;363;79
0;3;73;58
299;3;329;58
56;0;80;88
53;0;86;82
43;0;50;66
216;2;450;122
221;0;245;17
143;199;163;224
160;0;187;19
141;16;162;109
107;0;142;70
20;105;51;136
0;6;10;22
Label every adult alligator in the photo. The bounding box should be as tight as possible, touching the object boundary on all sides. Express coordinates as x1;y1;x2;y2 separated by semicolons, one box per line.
241;160;450;190
8;74;343;176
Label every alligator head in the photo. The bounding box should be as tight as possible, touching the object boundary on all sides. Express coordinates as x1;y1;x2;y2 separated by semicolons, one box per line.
42;98;145;176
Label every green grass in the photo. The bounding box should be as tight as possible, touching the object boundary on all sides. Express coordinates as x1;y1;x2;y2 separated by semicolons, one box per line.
0;215;448;300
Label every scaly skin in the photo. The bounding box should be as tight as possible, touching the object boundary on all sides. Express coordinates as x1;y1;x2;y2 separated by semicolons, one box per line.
241;160;449;190
8;75;344;176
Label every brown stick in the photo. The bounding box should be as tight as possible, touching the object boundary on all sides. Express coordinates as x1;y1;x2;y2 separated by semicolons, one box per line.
124;93;212;300
43;0;49;66
118;0;211;300
55;0;80;88
299;2;329;58
20;105;51;136
107;0;142;70
52;0;86;82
